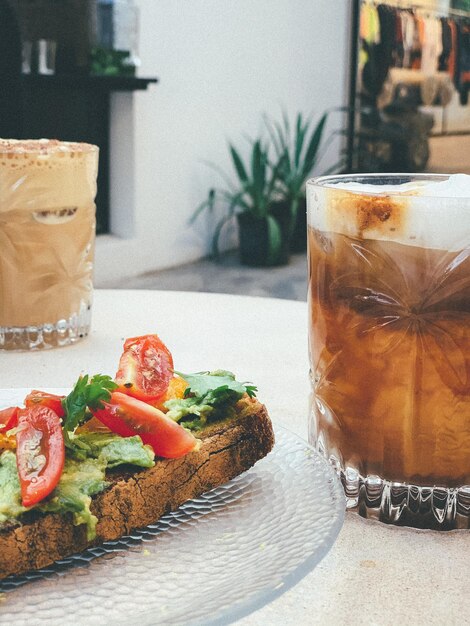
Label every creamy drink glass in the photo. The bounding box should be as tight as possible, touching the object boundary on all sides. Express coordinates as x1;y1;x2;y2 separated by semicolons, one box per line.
307;174;470;529
0;139;99;350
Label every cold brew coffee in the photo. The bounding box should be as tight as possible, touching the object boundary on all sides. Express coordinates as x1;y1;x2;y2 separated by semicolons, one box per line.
308;174;470;528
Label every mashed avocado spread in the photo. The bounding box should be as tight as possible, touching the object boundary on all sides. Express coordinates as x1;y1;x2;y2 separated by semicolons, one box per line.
0;433;154;540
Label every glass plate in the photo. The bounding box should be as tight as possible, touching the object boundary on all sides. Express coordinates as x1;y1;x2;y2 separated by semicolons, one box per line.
0;389;345;626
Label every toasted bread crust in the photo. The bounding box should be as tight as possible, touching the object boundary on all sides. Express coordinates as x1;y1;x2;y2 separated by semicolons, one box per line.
0;400;274;580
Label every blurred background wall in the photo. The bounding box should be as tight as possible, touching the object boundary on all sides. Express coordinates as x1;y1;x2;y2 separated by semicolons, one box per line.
95;0;349;284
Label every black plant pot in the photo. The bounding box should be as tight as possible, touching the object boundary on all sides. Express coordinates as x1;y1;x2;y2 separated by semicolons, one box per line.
237;210;291;267
290;196;307;253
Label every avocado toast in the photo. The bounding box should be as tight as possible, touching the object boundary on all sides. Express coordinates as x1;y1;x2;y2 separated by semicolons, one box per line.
0;335;274;580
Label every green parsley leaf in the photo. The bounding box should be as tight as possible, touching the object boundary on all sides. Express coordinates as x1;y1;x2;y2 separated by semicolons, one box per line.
244;385;258;398
62;374;118;435
165;370;257;429
175;370;257;400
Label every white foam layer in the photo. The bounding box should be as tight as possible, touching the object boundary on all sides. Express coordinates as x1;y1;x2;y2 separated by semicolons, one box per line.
0;140;99;213
331;174;470;199
307;175;470;250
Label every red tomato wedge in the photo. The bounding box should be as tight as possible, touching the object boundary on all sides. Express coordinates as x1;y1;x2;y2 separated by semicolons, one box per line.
0;406;19;433
93;391;198;459
115;334;174;402
16;406;65;507
24;390;65;418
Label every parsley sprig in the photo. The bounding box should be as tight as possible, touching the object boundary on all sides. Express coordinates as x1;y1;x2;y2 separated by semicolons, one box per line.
61;375;117;450
165;370;257;430
176;370;257;401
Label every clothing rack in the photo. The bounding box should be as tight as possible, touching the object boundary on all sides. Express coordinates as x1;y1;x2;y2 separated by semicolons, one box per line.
361;0;470;20
347;0;470;171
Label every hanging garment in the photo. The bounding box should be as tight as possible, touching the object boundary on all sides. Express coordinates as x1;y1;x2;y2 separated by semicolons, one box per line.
448;19;458;81
421;17;443;75
439;19;452;71
362;5;397;99
457;24;470;104
411;16;424;69
393;10;404;67
377;4;397;59
401;11;416;68
360;4;381;45
359;4;381;68
461;83;469;105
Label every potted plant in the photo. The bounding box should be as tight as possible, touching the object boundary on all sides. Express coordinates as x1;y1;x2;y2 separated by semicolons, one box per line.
263;111;330;253
192;139;290;267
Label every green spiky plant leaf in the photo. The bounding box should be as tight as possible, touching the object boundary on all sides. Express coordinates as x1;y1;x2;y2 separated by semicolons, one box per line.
192;137;288;261
191;108;347;263
264;110;330;207
265;214;283;265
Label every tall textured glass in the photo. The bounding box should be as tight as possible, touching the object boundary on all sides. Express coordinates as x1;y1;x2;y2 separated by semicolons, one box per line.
0;139;99;350
307;174;470;529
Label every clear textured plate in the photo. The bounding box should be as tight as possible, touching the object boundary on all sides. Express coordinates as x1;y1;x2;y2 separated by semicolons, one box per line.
0;389;345;626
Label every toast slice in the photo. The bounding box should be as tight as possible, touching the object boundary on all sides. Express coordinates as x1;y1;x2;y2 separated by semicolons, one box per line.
0;397;274;580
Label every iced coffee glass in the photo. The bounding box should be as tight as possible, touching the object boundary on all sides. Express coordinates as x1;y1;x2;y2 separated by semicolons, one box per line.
0;139;99;350
307;174;470;529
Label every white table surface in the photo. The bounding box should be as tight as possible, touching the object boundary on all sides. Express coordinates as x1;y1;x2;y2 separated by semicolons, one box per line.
1;290;468;626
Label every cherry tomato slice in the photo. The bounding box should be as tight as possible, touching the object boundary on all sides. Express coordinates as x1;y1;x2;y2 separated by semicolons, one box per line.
0;406;19;433
16;406;65;507
93;391;198;459
24;390;65;418
115;334;174;402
